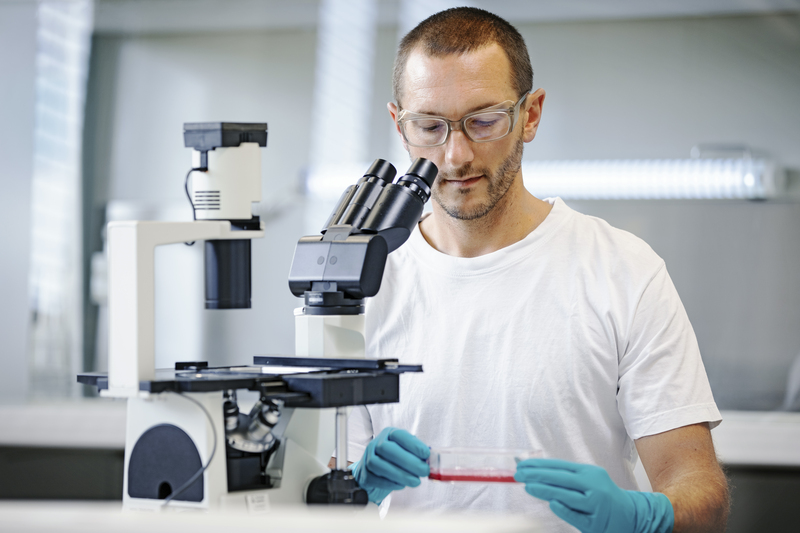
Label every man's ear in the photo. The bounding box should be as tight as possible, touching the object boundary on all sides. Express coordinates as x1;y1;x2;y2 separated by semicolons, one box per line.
522;88;546;143
388;102;402;133
388;102;408;149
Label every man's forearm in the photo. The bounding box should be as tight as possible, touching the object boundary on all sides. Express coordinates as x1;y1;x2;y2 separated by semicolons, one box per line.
660;465;729;533
637;423;730;533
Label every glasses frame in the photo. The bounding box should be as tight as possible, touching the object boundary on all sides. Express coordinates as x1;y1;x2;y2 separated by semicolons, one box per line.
396;92;529;148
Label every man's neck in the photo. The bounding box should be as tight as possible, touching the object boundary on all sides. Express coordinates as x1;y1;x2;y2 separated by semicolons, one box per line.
418;180;553;258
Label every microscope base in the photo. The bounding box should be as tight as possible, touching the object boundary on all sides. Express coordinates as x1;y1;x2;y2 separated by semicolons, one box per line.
122;392;333;511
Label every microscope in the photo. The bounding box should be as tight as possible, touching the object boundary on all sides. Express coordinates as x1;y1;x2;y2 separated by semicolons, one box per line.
288;156;437;502
78;122;438;511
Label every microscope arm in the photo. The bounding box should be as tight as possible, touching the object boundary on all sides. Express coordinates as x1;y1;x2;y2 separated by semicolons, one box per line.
104;220;264;398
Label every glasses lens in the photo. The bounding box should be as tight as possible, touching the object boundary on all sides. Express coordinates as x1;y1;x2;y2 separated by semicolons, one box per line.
464;112;511;142
403;118;448;146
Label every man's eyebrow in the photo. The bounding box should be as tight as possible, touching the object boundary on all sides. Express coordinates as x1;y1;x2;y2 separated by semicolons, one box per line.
410;101;505;118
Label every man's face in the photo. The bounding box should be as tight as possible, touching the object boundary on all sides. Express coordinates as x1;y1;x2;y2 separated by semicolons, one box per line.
390;43;538;221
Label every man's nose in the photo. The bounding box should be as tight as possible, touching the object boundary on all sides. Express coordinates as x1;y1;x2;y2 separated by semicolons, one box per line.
444;129;474;170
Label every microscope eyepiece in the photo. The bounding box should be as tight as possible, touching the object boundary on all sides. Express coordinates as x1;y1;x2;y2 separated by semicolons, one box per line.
321;159;398;233
334;159;397;230
396;158;437;204
402;158;437;188
363;158;397;184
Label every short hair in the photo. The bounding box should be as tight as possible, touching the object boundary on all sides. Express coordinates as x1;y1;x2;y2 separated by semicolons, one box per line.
392;7;533;108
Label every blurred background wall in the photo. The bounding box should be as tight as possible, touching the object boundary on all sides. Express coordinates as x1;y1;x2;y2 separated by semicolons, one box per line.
0;1;37;402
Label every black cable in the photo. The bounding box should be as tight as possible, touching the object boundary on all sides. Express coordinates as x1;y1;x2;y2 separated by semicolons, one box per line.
184;167;205;246
162;392;218;506
185;167;205;221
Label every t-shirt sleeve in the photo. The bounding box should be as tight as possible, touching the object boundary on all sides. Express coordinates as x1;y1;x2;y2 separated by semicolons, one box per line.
617;264;722;440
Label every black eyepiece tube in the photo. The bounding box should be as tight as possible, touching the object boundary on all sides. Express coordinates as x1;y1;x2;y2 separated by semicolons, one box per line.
205;239;251;309
321;159;397;232
321;184;358;233
396;158;437;203
364;159;397;183
360;158;438;253
401;158;437;189
337;159;397;230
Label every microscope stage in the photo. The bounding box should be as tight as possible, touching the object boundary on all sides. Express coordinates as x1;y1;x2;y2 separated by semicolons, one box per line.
78;356;421;408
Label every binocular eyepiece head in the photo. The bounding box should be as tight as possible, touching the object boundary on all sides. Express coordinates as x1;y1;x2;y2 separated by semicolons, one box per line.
289;158;439;305
322;158;438;235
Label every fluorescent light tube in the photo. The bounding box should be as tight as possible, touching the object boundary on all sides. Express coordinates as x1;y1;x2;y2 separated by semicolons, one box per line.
523;158;784;200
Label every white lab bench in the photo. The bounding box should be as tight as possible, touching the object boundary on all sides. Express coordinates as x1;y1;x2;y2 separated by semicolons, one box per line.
1;403;798;531
0;400;543;531
0;501;541;533
710;410;800;467
2;402;798;465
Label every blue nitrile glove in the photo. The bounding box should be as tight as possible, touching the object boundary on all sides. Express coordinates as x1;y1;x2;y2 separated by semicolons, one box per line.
350;427;430;505
515;458;674;533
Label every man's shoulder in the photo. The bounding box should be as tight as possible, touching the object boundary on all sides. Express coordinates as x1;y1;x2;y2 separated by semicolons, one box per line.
554;200;664;276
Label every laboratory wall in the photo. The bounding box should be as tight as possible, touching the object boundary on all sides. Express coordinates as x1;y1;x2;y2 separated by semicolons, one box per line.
86;13;800;409
520;15;800;166
0;2;37;402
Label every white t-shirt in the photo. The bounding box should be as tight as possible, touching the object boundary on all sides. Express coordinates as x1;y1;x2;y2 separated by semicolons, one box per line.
348;197;721;531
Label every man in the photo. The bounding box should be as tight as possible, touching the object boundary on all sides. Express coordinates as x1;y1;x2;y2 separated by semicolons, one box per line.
343;8;729;532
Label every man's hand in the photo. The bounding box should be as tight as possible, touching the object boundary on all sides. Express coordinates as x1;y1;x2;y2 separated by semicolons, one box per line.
351;427;430;505
515;459;674;533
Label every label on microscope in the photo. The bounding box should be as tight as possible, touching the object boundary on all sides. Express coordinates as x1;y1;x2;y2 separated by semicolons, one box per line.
246;493;271;514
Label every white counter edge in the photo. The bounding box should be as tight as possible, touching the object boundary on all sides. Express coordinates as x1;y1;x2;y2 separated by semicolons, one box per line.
0;400;127;449
1;403;799;468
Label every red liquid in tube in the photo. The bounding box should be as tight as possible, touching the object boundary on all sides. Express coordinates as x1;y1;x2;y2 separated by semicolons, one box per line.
429;470;517;483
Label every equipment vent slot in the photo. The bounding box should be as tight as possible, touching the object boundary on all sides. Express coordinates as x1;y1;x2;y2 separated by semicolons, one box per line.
194;190;221;210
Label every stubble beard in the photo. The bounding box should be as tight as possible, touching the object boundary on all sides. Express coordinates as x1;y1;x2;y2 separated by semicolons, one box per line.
430;134;524;221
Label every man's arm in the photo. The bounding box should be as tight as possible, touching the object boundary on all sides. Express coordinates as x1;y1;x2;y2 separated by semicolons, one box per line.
515;422;727;532
636;423;729;533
